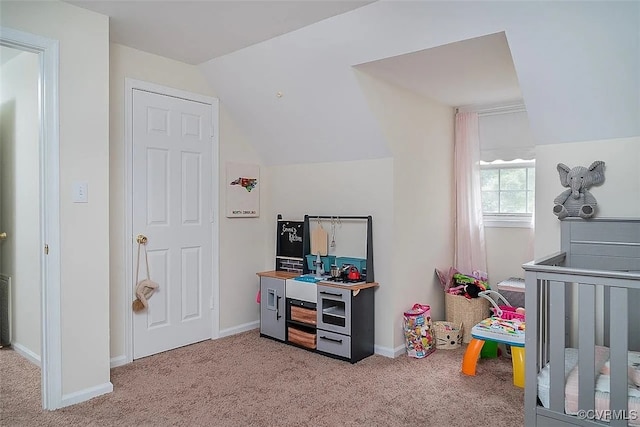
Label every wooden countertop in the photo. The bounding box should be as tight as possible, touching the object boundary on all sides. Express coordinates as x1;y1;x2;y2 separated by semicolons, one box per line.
256;270;299;280
256;271;379;291
316;280;379;291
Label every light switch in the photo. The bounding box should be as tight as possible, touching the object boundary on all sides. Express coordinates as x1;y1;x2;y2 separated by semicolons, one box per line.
72;181;88;203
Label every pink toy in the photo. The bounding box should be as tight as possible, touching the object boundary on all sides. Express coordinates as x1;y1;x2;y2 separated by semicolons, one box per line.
478;290;526;321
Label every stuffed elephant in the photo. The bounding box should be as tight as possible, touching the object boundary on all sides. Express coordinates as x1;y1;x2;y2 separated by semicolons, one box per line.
553;161;605;219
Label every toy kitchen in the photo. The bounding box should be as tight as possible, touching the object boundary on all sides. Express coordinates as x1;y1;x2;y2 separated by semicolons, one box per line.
257;214;378;363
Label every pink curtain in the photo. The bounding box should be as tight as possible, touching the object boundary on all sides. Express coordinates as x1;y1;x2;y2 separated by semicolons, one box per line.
454;112;487;276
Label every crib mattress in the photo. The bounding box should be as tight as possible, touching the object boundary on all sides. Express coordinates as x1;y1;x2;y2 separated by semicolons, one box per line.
538;347;640;426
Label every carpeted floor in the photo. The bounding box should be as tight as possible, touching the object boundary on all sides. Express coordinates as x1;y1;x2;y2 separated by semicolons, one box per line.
1;329;524;426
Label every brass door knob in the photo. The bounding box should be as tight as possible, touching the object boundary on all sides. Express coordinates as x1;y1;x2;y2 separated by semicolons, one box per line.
136;234;147;245
0;232;6;240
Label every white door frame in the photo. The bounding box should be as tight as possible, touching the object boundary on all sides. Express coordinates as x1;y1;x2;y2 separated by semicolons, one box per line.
124;78;220;363
0;27;62;410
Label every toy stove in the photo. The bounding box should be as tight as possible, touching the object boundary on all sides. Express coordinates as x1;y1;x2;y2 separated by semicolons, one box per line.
322;276;366;285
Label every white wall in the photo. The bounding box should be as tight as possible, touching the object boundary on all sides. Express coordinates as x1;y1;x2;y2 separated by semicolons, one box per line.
0;50;41;358
355;71;454;350
485;227;533;286
266;158;395;348
1;0;111;397
109;43;268;360
535;136;640;258
217;110;270;333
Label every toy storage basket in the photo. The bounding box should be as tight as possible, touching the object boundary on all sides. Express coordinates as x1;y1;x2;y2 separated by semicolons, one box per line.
478;290;525;321
433;321;462;350
445;293;491;343
403;304;435;358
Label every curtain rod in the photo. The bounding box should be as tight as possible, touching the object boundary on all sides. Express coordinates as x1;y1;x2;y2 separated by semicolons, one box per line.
456;102;526;116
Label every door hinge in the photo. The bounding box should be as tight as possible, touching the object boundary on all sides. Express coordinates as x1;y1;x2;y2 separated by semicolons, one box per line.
44;244;49;255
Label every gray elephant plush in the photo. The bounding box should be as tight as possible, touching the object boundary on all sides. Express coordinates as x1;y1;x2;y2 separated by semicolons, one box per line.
553;161;605;219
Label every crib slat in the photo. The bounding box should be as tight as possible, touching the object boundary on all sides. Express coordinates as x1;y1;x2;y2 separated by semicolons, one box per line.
549;280;566;413
578;283;595;412
524;271;539;427
609;287;628;427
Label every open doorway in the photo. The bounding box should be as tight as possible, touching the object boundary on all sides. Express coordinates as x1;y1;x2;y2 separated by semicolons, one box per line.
0;27;62;410
0;45;42;361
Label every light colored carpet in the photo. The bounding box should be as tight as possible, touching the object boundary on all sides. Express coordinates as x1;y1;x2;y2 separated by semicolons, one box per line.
1;329;523;426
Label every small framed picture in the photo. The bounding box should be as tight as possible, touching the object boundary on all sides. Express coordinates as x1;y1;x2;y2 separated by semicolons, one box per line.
226;162;259;218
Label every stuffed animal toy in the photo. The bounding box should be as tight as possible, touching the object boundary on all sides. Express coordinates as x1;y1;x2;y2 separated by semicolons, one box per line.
553;161;605;219
464;282;483;298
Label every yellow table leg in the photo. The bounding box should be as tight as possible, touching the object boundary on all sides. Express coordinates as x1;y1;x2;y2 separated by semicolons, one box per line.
461;338;485;376
511;346;525;388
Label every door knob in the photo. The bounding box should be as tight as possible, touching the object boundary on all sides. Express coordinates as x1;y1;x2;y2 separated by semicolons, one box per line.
0;232;6;241
136;234;147;245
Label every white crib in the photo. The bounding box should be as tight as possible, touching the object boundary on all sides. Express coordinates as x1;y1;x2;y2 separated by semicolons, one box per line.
523;218;640;426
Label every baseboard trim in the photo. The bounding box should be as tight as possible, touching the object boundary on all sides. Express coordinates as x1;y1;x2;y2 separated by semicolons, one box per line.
218;321;259;338
12;342;41;366
110;355;128;368
393;344;407;358
374;344;403;358
61;382;113;408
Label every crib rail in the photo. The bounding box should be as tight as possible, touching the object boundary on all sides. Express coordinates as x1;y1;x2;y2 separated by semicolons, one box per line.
523;255;640;427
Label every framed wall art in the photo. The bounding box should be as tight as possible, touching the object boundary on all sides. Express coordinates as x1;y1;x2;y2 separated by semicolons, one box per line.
226;162;260;218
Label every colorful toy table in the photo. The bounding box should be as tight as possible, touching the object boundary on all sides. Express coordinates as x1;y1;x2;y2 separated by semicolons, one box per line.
461;317;525;388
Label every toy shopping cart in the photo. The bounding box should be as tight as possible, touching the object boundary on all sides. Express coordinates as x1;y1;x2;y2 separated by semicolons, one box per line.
478;290;525;321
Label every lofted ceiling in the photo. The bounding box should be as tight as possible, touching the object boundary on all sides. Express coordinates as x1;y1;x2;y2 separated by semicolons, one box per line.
354;31;521;108
67;0;639;166
66;0;376;65
68;0;520;109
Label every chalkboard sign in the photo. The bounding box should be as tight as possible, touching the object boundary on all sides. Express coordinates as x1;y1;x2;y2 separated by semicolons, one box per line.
277;220;304;259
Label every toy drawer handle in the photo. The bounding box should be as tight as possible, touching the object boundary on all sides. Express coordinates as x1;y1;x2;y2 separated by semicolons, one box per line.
319;291;342;297
319;335;342;344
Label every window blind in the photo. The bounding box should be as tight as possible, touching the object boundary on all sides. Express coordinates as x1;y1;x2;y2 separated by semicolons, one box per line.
479;111;535;162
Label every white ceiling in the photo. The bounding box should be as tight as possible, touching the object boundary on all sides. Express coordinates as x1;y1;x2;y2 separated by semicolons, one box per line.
66;0;376;65
67;0;520;109
64;1;639;166
354;32;521;108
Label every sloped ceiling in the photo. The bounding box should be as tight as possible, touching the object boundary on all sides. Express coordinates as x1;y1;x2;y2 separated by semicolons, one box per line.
66;0;375;65
69;1;639;166
201;1;639;165
354;31;521;108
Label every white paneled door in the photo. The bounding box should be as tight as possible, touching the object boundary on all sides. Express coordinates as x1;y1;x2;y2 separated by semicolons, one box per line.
132;89;214;359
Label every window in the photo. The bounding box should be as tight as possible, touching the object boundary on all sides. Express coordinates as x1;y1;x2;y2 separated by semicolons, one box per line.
480;160;535;227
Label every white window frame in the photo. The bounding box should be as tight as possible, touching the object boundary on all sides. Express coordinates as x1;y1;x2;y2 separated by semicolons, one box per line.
480;160;535;228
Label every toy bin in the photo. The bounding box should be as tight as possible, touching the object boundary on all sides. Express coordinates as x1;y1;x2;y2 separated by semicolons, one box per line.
403;304;435;358
445;293;491;343
433;321;462;350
